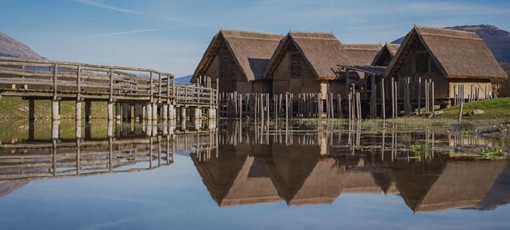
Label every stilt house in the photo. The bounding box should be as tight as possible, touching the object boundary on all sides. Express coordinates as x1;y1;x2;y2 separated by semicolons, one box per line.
192;30;283;94
264;32;353;98
385;26;508;107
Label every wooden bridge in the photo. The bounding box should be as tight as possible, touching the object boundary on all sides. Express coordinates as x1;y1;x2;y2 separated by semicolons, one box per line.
0;57;218;121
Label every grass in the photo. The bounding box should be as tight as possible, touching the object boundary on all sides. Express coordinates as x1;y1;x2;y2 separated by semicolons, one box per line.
434;97;510;120
0;96;108;119
478;148;508;160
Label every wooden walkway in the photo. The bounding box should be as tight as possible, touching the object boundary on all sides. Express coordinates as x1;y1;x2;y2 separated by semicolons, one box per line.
0;57;218;120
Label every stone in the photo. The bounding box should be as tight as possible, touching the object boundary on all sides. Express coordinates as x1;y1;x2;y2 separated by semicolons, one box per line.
464;109;485;116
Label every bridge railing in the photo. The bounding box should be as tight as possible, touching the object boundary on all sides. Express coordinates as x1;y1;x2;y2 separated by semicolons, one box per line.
0;57;218;106
0;57;174;100
173;85;218;106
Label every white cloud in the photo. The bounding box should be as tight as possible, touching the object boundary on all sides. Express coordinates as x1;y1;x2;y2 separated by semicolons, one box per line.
72;0;207;28
87;28;168;38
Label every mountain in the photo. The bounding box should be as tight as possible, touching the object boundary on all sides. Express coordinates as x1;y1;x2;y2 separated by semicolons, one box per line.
175;75;193;85
447;25;510;64
0;32;44;60
392;25;510;64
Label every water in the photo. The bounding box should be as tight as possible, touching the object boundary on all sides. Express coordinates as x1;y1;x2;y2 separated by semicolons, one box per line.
0;119;509;230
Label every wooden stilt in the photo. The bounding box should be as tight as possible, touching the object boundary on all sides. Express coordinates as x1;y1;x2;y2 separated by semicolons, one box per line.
381;78;385;120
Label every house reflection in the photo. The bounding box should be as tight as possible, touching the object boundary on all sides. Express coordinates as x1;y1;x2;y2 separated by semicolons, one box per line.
192;128;510;213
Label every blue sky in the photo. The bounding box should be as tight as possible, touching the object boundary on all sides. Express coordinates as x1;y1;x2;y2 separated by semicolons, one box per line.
1;0;509;76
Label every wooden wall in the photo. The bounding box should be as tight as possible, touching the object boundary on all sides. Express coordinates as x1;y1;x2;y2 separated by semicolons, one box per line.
204;41;252;94
395;39;449;100
272;45;321;95
449;80;492;99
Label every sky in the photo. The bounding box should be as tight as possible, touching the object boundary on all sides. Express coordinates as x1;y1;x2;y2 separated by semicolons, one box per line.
1;0;509;77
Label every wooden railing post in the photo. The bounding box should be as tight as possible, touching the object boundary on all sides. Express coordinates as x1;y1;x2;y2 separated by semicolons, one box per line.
149;71;154;102
172;77;176;99
158;73;162;102
77;65;82;100
166;75;170;99
109;68;114;101
185;87;188;103
53;63;58;101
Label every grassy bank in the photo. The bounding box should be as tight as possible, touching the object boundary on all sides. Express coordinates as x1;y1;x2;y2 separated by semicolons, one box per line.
0;96;108;119
433;97;510;120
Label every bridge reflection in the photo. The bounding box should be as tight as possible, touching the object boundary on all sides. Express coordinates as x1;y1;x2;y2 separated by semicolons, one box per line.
0;119;218;184
192;121;510;212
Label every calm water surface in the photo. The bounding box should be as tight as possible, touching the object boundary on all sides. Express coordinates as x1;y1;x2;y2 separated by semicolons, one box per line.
0;119;509;230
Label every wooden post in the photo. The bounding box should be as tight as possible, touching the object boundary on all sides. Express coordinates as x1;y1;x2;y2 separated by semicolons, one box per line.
273;94;277;119
285;93;289;121
239;94;243;120
234;91;238;118
417;77;421;114
76;65;82;121
348;90;352;120
149;71;154;104
109;68;114;102
381;78;385;119
266;93;270;120
53;63;58;101
356;92;361;119
370;75;376;118
458;101;464;122
166;75;170;100
431;81;435;113
405;77;411;115
158;73;162;103
394;79;398;118
75;66;82;96
259;93;264;119
391;78;395;118
425;80;429;113
51;63;61;121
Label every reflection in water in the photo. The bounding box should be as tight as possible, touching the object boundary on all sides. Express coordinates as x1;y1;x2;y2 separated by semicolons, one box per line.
192;120;510;213
0;119;218;196
1;119;510;215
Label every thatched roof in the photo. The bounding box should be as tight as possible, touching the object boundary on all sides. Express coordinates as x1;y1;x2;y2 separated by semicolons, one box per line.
343;44;382;66
287;158;344;206
264;31;353;80
390;157;508;213
410;161;507;213
192;29;283;82
192;153;281;208
385;26;507;79
475;162;510;210
266;143;322;205
386;44;400;56
217;156;281;207
371;44;400;66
